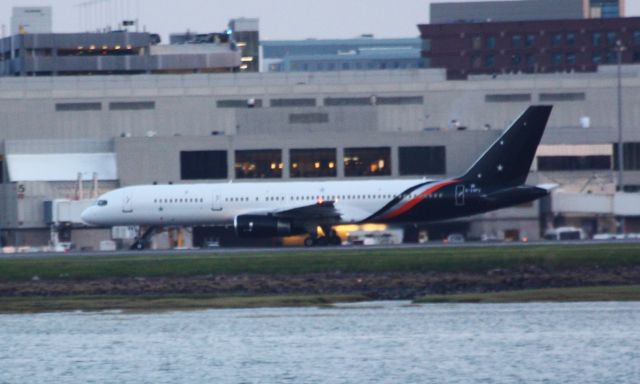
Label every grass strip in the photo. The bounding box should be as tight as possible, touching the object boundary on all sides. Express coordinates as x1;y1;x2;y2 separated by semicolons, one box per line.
0;294;369;314
0;244;639;282
415;285;640;303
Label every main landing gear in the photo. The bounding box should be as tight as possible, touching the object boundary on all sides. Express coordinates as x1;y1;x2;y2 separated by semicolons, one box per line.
131;226;158;250
304;227;342;247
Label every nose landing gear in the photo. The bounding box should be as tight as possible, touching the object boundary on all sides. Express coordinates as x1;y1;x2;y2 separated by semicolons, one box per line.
130;226;159;250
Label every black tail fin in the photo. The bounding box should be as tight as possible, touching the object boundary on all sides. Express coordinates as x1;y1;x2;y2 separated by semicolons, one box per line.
461;105;552;187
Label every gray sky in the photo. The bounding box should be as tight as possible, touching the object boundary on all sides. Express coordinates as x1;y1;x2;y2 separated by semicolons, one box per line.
1;0;639;41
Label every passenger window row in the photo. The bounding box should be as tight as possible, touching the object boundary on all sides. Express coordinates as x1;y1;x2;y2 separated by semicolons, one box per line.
220;193;445;203
154;198;204;204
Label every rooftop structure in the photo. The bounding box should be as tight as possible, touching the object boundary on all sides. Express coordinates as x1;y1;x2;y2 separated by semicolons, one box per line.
0;31;241;77
228;18;260;72
430;0;624;24
261;37;423;72
11;6;52;35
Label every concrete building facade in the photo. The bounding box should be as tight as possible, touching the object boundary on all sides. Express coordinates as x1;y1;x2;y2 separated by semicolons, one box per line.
1;67;640;248
261;38;423;73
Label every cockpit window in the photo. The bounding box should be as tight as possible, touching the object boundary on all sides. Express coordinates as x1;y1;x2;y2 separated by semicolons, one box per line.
97;200;108;207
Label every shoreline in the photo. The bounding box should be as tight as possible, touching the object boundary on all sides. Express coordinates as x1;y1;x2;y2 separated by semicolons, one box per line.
1;286;640;314
1;244;640;313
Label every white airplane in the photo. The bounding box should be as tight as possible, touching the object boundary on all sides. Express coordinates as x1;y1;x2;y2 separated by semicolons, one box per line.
81;105;553;248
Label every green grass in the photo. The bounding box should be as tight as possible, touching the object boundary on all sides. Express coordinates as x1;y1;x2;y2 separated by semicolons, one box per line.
1;244;639;281
0;294;369;314
415;285;640;303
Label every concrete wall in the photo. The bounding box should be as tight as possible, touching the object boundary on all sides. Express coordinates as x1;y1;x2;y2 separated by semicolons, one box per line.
0;67;638;142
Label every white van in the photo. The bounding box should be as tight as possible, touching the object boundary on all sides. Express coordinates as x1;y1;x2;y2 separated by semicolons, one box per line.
544;227;586;241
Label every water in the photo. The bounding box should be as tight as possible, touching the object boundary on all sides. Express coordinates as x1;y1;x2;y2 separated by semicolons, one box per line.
1;301;639;384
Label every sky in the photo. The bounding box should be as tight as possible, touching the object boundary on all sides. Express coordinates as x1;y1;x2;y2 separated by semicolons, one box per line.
1;0;639;41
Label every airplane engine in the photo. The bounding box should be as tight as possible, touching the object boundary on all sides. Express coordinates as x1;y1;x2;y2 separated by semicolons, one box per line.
234;215;294;238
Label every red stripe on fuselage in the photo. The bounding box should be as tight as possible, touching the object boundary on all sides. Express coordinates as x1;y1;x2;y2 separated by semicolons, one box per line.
382;179;460;220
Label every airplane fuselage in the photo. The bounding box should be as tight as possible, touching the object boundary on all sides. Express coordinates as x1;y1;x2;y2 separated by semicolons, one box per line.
81;178;546;227
81;105;554;245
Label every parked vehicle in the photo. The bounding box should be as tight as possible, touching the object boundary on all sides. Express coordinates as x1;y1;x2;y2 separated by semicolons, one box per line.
444;233;465;244
544;227;586;241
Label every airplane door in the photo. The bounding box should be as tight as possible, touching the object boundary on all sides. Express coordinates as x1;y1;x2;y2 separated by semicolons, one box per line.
212;191;223;211
122;191;134;213
455;184;465;207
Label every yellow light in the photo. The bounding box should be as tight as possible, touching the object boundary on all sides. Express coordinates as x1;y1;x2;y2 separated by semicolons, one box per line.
240;64;249;70
292;163;298;169
362;224;388;232
378;160;385;169
335;224;359;233
241;56;254;62
237;42;247;47
314;162;321;169
115;45;121;50
270;163;277;170
328;162;335;169
102;45;108;50
278;163;284;170
89;45;96;50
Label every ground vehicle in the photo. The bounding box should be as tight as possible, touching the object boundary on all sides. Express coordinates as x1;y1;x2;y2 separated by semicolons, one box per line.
444;233;465;243
544;227;586;241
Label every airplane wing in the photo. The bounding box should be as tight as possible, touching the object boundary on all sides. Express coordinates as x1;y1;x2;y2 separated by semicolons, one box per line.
272;201;342;222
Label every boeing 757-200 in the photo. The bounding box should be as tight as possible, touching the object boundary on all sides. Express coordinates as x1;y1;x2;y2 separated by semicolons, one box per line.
81;105;553;247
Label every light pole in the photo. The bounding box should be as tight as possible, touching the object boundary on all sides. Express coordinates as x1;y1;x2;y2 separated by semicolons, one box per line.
615;39;626;234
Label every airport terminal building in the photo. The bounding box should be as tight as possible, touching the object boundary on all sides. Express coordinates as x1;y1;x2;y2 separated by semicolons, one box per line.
0;65;640;248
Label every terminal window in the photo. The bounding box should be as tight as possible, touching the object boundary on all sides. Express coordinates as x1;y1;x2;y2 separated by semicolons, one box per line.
270;98;316;107
235;150;283;179
614;143;640;170
376;96;423;106
324;97;371;106
290;148;337;178
217;99;263;108
109;101;155;111
344;147;391;177
180;151;227;180
539;92;586;102
399;146;446;175
537;156;611;171
55;102;102;112
485;94;531;103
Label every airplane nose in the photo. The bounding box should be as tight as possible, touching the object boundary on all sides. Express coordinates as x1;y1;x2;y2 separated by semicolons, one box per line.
81;207;95;225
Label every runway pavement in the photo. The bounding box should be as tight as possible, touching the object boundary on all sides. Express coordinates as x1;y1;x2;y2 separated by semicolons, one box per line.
1;239;639;260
